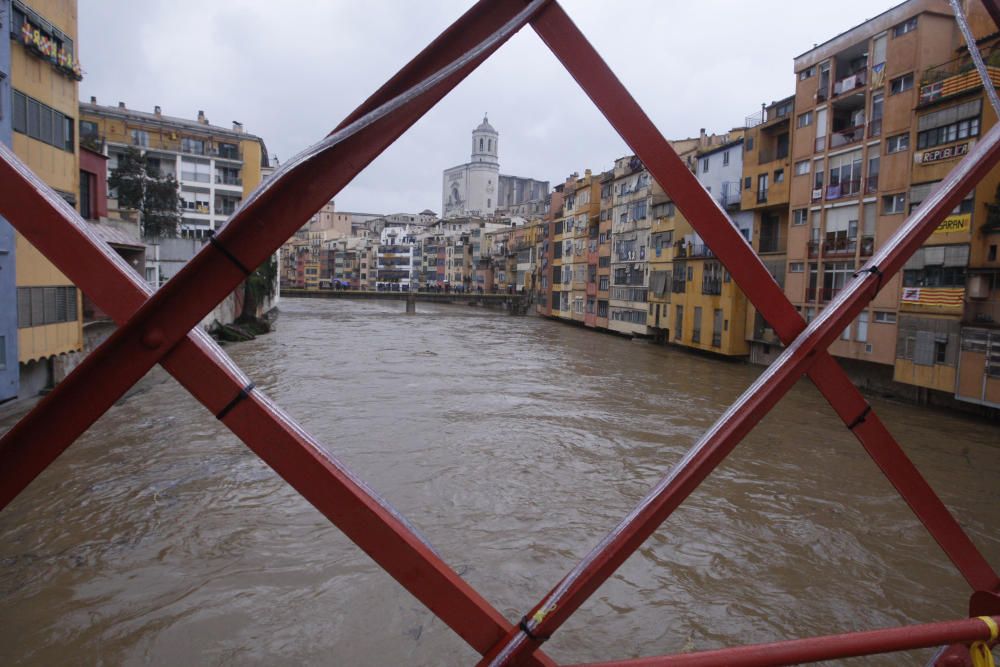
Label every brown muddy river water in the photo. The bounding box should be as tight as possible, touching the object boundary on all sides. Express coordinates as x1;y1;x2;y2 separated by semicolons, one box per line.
1;298;999;665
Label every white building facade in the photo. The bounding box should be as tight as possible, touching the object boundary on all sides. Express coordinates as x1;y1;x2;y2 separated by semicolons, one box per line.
443;116;500;218
375;225;420;291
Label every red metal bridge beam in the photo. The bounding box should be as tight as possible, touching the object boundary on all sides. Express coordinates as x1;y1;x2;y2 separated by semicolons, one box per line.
565;615;1000;667
478;3;1000;664
532;0;998;595
0;0;544;514
0;1;558;661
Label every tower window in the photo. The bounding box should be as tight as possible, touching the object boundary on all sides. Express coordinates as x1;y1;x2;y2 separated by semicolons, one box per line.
480;138;484;151
488;139;492;151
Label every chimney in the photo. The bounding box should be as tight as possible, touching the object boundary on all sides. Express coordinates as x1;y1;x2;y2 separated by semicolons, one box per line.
89;95;96;104
232;121;244;133
154;105;162;116
699;127;706;148
118;101;126;109
197;110;207;124
585;168;591;178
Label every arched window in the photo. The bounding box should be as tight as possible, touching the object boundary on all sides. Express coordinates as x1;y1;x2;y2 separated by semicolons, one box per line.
488;139;492;152
479;138;484;151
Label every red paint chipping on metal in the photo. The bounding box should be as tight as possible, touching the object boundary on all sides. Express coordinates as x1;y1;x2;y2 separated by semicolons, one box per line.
0;1;997;665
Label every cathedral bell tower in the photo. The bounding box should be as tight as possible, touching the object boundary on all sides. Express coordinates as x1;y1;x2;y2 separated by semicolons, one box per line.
471;114;499;166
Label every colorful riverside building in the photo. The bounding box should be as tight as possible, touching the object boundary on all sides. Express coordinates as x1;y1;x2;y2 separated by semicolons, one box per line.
786;0;997;407
559;170;600;323
535;183;563;316
607;156;658;336
78;100;269;285
903;29;1000;406
0;3;14;401
10;0;85;397
741;97;794;364
669;135;752;355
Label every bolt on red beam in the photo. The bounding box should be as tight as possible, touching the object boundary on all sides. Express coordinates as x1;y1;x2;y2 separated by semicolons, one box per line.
479;7;1000;665
528;0;998;597
564;615;999;667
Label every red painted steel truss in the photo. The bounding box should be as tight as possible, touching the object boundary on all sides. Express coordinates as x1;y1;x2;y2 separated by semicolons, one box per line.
1;1;999;665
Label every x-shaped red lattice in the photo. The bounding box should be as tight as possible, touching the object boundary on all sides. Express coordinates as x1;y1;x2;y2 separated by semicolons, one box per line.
2;2;999;665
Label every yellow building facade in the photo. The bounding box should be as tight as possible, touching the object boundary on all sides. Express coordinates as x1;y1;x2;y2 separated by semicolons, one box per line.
11;0;84;389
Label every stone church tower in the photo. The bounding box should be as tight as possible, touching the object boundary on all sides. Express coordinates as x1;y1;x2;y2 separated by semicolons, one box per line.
442;115;500;218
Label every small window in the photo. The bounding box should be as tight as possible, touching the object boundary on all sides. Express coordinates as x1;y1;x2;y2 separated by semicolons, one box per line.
793;208;809;225
746;136;754;151
893;17;917;37
890;73;914;95
723;150;730;166
744;176;752;190
799;65;816;80
12;90;27;134
797;111;813;128
774;169;784;183
883;193;906;214
886;133;910;153
790;262;805;273
702;157;709;173
794;160;810;176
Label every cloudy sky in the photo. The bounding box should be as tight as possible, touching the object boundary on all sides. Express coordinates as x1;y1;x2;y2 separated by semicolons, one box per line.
79;0;894;215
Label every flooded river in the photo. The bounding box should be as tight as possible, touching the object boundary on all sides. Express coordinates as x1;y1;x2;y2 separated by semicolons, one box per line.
2;298;999;665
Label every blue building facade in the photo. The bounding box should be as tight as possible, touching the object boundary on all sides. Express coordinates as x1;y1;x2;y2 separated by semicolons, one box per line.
0;3;19;401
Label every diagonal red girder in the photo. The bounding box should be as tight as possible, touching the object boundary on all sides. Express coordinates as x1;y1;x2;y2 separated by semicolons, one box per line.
530;1;997;597
478;2;1000;664
565;614;1000;667
1;0;997;665
0;0;551;512
0;1;557;662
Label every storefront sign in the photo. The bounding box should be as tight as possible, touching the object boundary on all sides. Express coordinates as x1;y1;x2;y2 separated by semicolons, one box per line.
921;143;968;164
933;213;971;234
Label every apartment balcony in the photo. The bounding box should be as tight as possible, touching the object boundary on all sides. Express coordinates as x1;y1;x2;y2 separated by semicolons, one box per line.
920;46;1000;105
215;175;243;187
702;276;722;296
832;69;867;97
757;147;790;164
719;182;742;209
822;237;857;257
687;243;715;259
828;126;865;149
825;179;861;201
758;233;781;254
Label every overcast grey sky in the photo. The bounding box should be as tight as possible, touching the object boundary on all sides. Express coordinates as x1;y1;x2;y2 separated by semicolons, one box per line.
79;0;897;215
